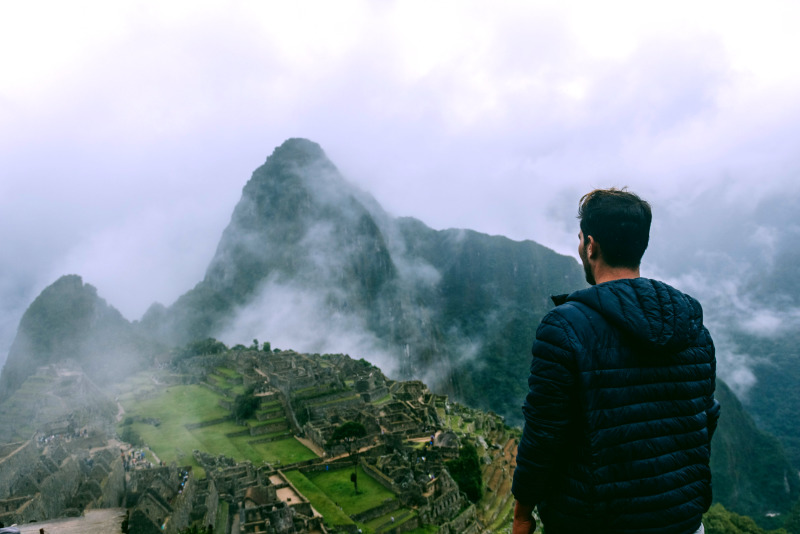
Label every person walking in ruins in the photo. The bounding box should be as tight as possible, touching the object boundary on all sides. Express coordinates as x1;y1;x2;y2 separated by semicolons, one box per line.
512;188;719;534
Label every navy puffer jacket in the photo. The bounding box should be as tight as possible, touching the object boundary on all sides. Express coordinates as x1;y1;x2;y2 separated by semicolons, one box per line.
512;278;719;534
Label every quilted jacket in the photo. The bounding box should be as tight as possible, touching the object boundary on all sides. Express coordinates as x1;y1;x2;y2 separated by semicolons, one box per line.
512;278;719;534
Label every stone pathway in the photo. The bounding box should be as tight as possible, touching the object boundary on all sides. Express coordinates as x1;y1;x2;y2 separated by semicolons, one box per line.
15;508;126;533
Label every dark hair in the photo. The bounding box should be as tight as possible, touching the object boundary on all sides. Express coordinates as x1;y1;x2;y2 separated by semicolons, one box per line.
578;188;652;268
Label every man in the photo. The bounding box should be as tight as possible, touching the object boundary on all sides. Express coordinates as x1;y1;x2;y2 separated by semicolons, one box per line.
512;188;719;534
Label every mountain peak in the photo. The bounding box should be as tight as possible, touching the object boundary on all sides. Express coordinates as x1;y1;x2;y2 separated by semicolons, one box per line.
0;275;139;399
271;138;326;161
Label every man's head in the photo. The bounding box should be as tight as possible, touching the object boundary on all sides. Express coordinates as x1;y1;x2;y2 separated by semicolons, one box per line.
577;188;652;285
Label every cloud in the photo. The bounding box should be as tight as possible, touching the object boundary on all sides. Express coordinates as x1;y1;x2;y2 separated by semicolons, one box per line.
3;0;800;378
217;278;402;379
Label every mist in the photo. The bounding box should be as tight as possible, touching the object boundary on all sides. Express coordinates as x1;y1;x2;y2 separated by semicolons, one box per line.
218;279;403;379
3;1;800;387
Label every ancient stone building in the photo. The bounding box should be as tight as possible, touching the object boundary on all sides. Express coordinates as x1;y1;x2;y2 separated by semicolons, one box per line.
126;465;201;534
0;432;125;526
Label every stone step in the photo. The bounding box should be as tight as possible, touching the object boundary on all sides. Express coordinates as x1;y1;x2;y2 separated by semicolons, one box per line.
374;510;414;533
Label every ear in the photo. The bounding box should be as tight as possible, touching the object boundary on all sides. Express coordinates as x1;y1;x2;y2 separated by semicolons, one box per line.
586;235;599;259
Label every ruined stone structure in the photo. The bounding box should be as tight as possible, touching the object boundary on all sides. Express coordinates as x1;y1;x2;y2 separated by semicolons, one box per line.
0;351;515;534
0;431;125;526
126;465;210;534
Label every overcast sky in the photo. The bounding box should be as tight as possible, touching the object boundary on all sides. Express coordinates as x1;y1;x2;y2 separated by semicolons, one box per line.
2;1;800;362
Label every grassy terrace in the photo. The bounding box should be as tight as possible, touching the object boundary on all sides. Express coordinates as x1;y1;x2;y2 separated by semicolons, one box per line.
251;416;288;427
207;369;246;396
404;525;438;534
306;465;396;517
283;470;353;526
284;466;407;534
365;509;417;533
215;367;240;379
258;400;282;410
293;385;346;402
215;501;229;533
308;394;362;407
117;371;316;476
370;393;392;405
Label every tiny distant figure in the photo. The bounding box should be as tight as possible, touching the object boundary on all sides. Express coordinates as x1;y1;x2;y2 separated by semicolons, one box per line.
512;188;718;534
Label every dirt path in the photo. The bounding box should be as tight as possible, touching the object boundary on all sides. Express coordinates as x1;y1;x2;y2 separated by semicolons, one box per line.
0;439;32;467
17;507;126;533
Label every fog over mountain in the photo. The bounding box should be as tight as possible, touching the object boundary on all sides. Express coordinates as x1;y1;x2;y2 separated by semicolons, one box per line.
3;2;800;397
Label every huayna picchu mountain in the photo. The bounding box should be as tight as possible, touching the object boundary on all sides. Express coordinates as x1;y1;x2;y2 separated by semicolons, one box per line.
2;138;799;528
139;138;584;420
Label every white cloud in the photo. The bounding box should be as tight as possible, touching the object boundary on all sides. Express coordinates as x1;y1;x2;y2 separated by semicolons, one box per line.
3;0;800;370
218;278;402;378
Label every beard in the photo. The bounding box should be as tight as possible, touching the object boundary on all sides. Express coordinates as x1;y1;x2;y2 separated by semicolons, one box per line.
579;244;596;286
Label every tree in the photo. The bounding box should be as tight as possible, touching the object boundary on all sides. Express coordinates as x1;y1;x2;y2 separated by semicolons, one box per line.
233;386;260;421
328;421;367;493
177;338;228;360
703;502;788;533
445;441;483;503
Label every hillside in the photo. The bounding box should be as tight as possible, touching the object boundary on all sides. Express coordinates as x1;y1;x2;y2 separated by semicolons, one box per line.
0;275;160;400
0;337;797;531
139;138;584;424
0;347;520;533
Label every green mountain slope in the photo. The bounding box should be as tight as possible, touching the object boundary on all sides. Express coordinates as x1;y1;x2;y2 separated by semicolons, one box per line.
712;380;799;528
0;275;158;400
142;138;584;423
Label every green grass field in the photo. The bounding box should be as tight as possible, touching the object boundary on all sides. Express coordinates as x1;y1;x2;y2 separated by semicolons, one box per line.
370;393;392;405
215;367;239;379
285;466;409;534
307;465;396;516
216;500;229;532
118;378;316;475
283;470;354;526
404;524;438;534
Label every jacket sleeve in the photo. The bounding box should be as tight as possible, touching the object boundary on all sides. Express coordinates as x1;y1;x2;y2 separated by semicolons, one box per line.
512;308;578;507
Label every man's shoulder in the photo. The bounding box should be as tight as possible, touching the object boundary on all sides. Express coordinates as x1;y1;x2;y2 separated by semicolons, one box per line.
537;299;601;348
546;297;599;326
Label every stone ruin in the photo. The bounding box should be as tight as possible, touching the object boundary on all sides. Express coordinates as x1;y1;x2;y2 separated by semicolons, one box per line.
0;351;514;534
0;429;125;526
193;452;323;534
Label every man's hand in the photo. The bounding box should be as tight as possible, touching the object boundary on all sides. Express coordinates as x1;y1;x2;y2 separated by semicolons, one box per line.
512;500;536;534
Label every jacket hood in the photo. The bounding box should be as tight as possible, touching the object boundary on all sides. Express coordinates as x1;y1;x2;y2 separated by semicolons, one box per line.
562;278;704;351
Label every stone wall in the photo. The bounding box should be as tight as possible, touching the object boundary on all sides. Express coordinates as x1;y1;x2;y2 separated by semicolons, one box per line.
164;473;196;534
351;499;399;523
361;460;401;494
100;454;126;508
18;453;83;523
438;505;479;534
249;420;289;436
200;479;220;528
256;407;285;421
0;440;38;499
